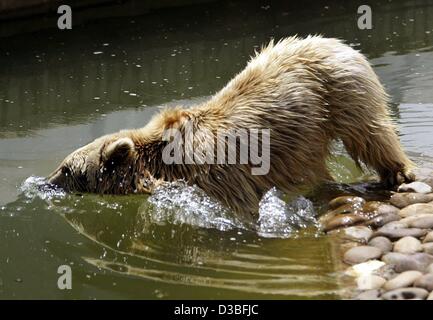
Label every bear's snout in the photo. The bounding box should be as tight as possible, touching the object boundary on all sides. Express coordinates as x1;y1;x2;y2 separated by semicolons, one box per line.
47;168;68;191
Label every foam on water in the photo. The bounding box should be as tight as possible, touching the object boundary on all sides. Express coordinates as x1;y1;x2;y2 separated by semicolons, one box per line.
20;176;317;238
20;175;66;200
141;181;241;232
257;187;317;238
144;181;317;237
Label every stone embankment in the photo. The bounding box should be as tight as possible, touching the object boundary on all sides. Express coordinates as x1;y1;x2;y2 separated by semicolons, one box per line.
321;168;433;300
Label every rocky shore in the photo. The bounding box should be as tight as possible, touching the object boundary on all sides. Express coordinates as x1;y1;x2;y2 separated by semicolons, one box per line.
321;168;433;300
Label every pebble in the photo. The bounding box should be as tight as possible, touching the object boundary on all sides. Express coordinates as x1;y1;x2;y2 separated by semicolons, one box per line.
382;252;433;272
329;196;365;210
355;289;381;300
381;220;408;229
413;274;433;291
393;236;423;254
428;291;433;300
360;202;398;219
422;243;433;255
366;202;399;215
381;287;429;300
364;212;400;228
408;215;433;229
342;226;373;243
368;236;393;254
390;192;433;208
400;214;432;225
356;274;386;290
427;263;433;274
327;203;363;217
424;231;433;243
375;263;397;280
345;260;386;278
412;167;433;188
374;226;427;240
398;182;432;194
344;246;383;265
399;203;433;218
323;214;365;232
383;270;423;291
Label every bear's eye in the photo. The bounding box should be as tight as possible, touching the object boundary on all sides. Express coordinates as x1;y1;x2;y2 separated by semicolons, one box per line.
61;166;71;177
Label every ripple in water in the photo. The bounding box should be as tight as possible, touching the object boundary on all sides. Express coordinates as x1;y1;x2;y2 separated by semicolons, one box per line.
17;176;330;298
20;176;317;237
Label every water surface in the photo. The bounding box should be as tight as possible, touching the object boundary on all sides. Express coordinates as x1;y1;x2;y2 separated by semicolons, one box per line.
1;0;433;299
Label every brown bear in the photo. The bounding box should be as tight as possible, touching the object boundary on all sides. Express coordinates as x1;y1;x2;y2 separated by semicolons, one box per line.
48;36;414;219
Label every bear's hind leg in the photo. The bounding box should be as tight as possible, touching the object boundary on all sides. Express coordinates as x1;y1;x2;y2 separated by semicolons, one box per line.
341;121;414;188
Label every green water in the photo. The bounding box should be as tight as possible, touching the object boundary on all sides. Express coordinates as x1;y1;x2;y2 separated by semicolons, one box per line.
1;0;433;299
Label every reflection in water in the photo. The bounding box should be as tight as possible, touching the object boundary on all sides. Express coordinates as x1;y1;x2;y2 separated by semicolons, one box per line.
14;176;340;298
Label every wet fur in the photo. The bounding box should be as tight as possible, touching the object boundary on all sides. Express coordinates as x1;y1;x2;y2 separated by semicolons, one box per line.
49;36;414;218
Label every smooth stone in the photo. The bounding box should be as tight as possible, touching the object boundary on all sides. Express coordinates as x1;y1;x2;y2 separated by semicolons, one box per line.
409;215;433;229
413;274;433;291
390;192;433;208
382;252;433;272
422;243;433;255
323;214;365;232
342;226;373;243
364;212;400;229
381;287;429;300
383;270;423;291
399;203;433;218
344;246;382;265
345;260;386;278
427;263;433;274
377;204;400;215
424;231;433;243
329;196;365;210
360;201;396;219
340;241;360;252
327;203;362;216
356;274;386;290
412;167;433;188
355;289;381;300
428;291;433;300
375;263;397;280
368;236;393;254
381;220;409;229
400;214;432;225
393;236;423;254
398;182;432;194
374;226;427;240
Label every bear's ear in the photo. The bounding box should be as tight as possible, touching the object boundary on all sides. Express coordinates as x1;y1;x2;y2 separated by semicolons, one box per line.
162;109;191;130
102;137;135;164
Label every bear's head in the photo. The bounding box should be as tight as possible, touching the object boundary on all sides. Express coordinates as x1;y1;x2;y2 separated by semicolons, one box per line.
47;108;195;195
47;133;156;195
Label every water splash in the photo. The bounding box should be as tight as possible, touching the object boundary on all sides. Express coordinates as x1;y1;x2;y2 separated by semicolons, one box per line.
143;181;317;237
141;181;241;232
19;176;317;238
20;175;66;200
258;187;317;238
